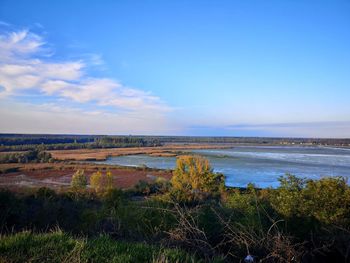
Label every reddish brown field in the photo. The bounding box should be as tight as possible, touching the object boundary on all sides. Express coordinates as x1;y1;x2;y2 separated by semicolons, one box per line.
0;162;172;191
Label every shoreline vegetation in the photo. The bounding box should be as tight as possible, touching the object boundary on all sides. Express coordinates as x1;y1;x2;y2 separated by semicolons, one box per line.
0;134;350;262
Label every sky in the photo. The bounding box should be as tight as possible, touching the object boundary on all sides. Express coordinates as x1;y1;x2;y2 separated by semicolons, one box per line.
0;0;349;137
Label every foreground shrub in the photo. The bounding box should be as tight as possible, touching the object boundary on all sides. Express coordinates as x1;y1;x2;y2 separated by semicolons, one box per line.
103;190;177;241
270;175;350;225
1;174;350;262
223;186;274;229
301;176;350;225
0;188;101;234
166;203;221;259
269;174;305;218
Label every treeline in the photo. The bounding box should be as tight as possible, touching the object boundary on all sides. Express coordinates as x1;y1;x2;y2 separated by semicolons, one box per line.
1;134;349;149
0;134;95;145
146;136;350;146
0;149;52;163
0;135;162;152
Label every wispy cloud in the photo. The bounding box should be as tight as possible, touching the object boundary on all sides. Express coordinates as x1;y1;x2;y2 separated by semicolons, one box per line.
0;25;173;134
0;21;11;27
0;27;170;112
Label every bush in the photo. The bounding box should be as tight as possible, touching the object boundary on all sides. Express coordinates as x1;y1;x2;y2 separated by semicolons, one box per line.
71;170;88;190
170;155;225;201
1;174;350;262
270;174;350;225
301;176;350;225
270;174;305;218
223;188;263;228
90;170;114;194
0;189;102;234
134;177;171;195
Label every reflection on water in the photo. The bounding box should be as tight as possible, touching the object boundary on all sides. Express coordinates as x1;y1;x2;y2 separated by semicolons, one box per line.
94;146;350;188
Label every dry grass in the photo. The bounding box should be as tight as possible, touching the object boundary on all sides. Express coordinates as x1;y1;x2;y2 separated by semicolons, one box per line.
49;143;234;161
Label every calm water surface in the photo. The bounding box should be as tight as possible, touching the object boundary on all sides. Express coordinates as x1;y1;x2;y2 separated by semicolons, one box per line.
95;146;350;188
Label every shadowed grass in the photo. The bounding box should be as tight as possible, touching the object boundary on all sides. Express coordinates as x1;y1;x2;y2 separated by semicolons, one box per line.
0;231;202;263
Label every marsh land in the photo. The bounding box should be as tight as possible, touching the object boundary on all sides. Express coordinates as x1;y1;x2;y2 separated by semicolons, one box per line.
1;134;350;262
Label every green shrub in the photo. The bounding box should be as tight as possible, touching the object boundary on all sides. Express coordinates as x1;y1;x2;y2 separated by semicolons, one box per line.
270;174;306;218
134;177;171;195
301;177;350;224
270;174;350;225
1;175;350;262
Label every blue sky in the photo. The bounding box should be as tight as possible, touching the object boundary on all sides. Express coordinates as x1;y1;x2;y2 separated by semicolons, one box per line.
0;0;349;137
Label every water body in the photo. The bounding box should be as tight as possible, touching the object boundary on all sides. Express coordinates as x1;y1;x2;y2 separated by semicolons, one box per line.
95;146;350;188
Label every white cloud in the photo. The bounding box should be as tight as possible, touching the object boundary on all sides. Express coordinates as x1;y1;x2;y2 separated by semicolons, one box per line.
0;26;173;134
0;30;44;60
39;61;85;80
0;27;171;112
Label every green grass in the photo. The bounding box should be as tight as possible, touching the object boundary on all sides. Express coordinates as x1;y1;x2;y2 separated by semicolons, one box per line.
0;231;202;263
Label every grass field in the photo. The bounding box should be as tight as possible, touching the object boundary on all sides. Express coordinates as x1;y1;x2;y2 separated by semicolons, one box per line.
0;231;209;263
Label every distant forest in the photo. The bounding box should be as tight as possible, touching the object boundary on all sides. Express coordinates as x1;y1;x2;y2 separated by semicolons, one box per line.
144;135;350;146
0;134;161;152
0;134;349;152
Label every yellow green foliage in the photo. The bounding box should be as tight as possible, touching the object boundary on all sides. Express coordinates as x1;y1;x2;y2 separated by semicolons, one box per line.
70;170;87;190
270;174;304;217
90;170;114;193
270;174;350;225
171;155;224;200
301;177;350;224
